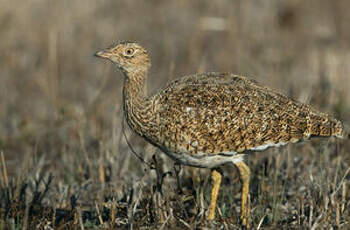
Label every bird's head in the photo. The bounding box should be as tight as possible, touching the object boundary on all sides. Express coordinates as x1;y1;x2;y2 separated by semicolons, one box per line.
95;41;151;73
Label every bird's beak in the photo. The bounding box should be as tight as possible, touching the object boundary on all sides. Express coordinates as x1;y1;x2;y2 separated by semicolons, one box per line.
94;49;113;59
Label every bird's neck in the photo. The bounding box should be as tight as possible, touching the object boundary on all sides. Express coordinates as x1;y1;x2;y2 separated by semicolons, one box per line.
122;69;155;138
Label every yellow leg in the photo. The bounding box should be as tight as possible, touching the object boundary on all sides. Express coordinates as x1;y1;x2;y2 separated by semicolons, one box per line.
235;162;251;227
207;169;222;221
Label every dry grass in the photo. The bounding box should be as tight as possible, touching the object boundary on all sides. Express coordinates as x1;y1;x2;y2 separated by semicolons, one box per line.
0;0;350;229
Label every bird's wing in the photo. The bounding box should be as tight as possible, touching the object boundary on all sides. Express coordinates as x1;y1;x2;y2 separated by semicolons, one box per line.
153;72;339;156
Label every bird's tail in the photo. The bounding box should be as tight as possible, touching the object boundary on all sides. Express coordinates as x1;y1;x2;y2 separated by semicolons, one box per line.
305;113;348;139
332;119;349;139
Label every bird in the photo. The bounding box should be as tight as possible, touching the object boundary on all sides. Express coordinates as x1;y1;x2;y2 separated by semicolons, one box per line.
94;41;348;227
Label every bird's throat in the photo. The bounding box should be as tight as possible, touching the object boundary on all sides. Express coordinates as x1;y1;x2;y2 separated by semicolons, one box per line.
122;70;154;138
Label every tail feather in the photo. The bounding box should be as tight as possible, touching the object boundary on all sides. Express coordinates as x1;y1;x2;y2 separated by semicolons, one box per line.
332;119;348;139
305;112;347;139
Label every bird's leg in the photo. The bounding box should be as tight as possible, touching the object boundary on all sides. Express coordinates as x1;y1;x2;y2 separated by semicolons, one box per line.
207;169;222;220
191;168;205;218
235;162;251;227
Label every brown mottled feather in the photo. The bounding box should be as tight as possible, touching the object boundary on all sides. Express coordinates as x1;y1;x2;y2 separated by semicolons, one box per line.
95;41;347;168
153;72;345;156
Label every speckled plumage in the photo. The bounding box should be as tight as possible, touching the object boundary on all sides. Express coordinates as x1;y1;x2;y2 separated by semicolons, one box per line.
154;72;345;157
95;41;347;226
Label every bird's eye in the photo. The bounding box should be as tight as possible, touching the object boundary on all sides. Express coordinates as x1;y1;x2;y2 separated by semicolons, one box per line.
124;48;135;57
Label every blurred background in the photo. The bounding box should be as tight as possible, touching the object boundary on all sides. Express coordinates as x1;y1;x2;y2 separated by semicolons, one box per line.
1;0;350;228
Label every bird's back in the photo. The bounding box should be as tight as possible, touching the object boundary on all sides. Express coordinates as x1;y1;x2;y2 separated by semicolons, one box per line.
150;72;345;157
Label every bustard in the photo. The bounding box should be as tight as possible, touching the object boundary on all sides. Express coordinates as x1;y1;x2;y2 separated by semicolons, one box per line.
95;41;347;227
